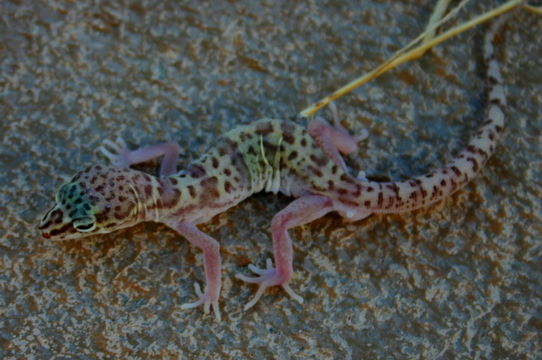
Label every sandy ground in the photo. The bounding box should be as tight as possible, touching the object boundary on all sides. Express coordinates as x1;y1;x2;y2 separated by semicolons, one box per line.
1;1;541;359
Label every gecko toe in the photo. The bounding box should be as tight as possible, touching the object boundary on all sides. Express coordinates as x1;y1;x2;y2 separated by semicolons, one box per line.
181;282;221;321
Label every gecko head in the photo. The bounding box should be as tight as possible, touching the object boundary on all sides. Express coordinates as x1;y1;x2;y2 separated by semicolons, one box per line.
38;165;139;241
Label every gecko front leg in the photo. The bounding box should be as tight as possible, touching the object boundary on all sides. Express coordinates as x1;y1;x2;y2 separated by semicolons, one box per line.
166;221;222;321
237;195;333;310
308;103;367;173
98;138;180;177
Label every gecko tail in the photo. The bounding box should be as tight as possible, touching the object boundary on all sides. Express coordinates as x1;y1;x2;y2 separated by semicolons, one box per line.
359;18;508;214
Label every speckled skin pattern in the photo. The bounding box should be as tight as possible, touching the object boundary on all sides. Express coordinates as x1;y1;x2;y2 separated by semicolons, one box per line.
38;20;507;321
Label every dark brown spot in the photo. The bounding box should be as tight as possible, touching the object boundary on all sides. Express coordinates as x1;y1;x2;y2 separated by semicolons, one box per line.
451;178;457;190
255;121;274;135
386;183;399;193
488;75;499;85
224;181;233;193
144;185;152;197
114;212;126;220
188;164;206;178
224;168;232;176
420;187;427;198
288;151;298;161
352;184;361;197
337;188;348;195
440;179;446;186
187;185;196;198
200;177;220;203
364;200;371;207
490;97;503;105
283;132;295;144
339;174;355;185
451;166;461;176
281;122;296;144
432;185;439;198
308;165;323;177
331;165;338;175
488;132;495;141
211;157;219;169
377;192;384;207
467;157;479;172
300;138;307;147
366;186;373;192
339;198;358;207
310;154;328;167
157;185;165;196
170;177;178;185
239;132;250;142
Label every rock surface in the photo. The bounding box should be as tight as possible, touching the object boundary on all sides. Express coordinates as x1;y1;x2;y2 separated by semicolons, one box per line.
1;1;541;359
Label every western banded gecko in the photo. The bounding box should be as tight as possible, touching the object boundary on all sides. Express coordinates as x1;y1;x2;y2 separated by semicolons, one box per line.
38;21;507;321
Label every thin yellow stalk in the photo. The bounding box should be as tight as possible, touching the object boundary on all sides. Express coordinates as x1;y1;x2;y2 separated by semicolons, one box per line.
299;0;523;118
523;4;542;15
422;0;452;46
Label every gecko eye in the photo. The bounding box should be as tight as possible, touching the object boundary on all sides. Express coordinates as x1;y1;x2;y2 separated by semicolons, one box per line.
73;217;96;232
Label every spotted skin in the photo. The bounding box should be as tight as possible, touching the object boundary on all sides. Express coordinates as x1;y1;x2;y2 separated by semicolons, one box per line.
39;22;508;320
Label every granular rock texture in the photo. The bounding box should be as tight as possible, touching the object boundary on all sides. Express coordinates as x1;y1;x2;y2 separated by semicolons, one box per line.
0;1;540;359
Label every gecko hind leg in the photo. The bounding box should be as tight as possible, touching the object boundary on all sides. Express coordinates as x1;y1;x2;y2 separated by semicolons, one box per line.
237;195;333;310
308;103;368;173
97;138;180;177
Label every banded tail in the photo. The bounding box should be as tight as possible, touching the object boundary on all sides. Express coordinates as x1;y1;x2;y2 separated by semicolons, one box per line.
358;19;508;213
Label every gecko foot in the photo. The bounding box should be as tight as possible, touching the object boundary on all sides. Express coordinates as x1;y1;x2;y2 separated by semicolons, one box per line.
180;282;221;321
96;137;130;167
236;259;303;310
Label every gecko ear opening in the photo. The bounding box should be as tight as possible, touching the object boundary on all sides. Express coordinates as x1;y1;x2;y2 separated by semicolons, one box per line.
73;217;96;232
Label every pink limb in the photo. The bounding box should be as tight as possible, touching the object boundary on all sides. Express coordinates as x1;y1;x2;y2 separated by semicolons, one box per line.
167;221;222;321
308;115;365;173
237;195;333;310
98;137;180;177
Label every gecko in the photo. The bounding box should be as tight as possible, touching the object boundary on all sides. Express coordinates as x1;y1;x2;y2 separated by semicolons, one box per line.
38;21;507;321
